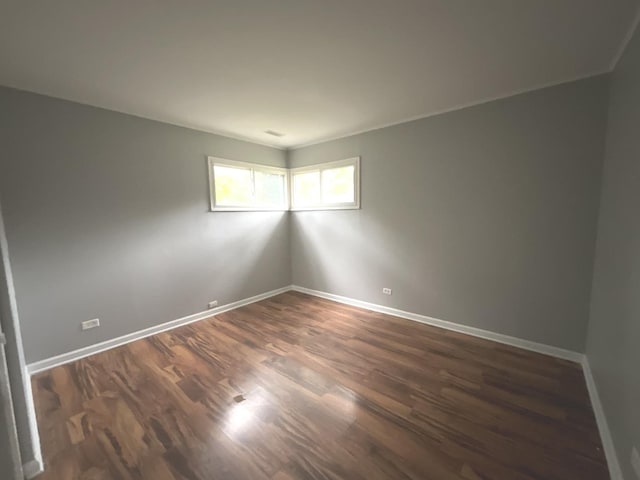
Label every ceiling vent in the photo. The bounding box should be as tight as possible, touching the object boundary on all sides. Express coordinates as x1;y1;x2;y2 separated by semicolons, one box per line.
264;130;285;137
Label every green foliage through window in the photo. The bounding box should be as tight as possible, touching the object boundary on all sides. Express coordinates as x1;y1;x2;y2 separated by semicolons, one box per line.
209;158;287;211
291;158;359;210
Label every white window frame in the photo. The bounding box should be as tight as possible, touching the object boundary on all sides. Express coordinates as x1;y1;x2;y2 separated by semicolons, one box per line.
207;157;289;211
289;157;361;211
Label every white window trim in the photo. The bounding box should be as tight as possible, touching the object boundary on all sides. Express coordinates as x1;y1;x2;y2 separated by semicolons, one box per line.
207;157;289;212
289;157;361;211
207;156;360;212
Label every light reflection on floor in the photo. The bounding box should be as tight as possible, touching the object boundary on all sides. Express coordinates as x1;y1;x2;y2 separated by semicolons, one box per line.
223;386;269;439
221;383;358;441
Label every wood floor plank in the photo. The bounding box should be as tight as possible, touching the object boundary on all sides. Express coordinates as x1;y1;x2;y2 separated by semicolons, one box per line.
31;291;608;479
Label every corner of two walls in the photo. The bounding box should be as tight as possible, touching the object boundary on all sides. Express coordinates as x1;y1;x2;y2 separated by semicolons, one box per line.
284;149;294;286
584;20;640;480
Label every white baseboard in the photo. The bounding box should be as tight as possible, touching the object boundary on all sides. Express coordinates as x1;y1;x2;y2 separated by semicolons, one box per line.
22;364;43;480
29;283;584;373
582;357;623;480
26;285;293;375
22;458;43;480
291;285;584;363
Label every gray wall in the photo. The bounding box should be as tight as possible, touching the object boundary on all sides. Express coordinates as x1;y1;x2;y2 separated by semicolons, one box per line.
0;87;290;364
587;25;640;480
288;76;609;352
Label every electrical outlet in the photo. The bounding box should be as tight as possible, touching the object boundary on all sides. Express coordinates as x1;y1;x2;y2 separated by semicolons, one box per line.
81;318;100;331
382;288;392;295
631;446;640;479
208;300;218;309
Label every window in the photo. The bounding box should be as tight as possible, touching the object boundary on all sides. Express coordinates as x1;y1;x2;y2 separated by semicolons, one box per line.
207;156;360;211
208;157;288;211
290;157;360;210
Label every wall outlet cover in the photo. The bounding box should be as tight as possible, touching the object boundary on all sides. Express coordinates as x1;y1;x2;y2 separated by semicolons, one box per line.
382;288;392;295
208;300;218;309
81;318;100;331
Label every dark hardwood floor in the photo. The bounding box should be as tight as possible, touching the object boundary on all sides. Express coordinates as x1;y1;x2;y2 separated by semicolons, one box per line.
32;291;608;480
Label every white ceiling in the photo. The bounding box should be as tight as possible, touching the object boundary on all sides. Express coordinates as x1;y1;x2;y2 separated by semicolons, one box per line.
1;1;639;149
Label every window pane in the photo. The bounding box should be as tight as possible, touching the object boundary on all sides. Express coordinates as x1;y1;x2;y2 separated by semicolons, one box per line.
214;165;252;206
321;165;355;204
293;171;320;206
255;170;286;207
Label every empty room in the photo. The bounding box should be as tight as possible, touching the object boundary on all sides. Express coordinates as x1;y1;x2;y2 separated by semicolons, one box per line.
1;1;640;479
